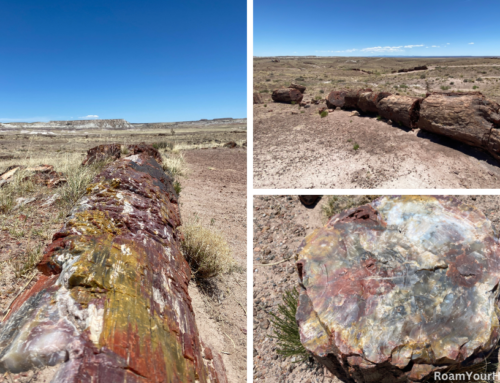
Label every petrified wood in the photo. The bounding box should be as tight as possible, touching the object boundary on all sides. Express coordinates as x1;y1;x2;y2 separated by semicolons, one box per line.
127;143;163;164
81;143;121;166
357;92;392;114
377;95;421;129
289;83;306;93
0;150;226;382
417;92;500;159
343;89;372;110
296;196;500;383
326;90;349;109
271;88;304;104
254;92;264;104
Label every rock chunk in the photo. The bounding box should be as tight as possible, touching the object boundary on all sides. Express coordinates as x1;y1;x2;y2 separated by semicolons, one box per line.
326;90;348;109
296;196;500;383
357;91;392;114
81;143;121;166
417;92;500;159
127;143;163;164
377;94;421;129
254;92;264;104
272;88;304;104
289;83;306;93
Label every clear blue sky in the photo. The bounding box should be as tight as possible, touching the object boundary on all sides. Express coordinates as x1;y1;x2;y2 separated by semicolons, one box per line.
0;0;246;123
255;0;500;57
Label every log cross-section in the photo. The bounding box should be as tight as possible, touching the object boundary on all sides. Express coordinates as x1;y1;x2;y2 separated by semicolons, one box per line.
0;149;227;383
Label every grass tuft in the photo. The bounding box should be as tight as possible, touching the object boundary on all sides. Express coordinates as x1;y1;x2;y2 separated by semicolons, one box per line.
180;222;235;279
269;288;309;361
320;111;328;118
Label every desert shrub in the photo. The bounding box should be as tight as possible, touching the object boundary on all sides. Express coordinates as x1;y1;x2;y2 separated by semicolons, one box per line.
265;79;271;82
420;74;426;79
162;152;186;178
259;89;269;93
322;195;380;220
174;180;182;195
295;77;305;82
477;77;483;81
314;96;322;100
264;104;267;107
376;115;382;121
399;84;408;89
441;86;451;91
270;288;309;361
353;143;359;150
320;111;328;118
319;90;324;93
473;85;479;89
180;222;235;279
450;82;454;85
153;141;173;150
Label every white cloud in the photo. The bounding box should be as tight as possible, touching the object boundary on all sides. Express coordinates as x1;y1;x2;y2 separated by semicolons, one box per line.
431;45;440;48
404;44;424;48
361;46;403;53
447;43;450;45
469;42;474;44
82;115;99;119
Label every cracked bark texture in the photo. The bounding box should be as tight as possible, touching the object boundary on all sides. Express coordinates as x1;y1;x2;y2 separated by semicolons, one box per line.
0;149;227;383
296;196;500;383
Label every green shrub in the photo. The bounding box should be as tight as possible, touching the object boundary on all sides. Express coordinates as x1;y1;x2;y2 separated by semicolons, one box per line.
259;89;269;93
353;143;359;150
270;288;309;361
319;90;324;94
440;86;450;91
320;111;328;118
174;180;182;195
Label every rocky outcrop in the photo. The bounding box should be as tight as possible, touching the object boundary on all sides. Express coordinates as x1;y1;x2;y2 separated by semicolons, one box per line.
417;92;500;159
81;144;121;166
0;119;133;130
296;196;500;383
0;147;226;382
272;88;304;104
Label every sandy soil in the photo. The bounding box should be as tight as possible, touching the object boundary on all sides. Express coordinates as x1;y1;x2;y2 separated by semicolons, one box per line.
253;102;500;189
180;147;248;382
252;195;500;383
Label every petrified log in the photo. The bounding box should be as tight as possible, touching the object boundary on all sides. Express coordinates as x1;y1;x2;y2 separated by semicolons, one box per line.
343;89;372;109
127;143;163;164
377;95;421;128
254;92;264;104
0;150;227;382
417;92;500;159
326;90;348;109
289;83;306;93
272;88;303;104
357;92;392;114
296;196;500;383
81;143;121;166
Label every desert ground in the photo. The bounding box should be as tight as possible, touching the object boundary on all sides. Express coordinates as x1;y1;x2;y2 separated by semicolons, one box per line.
0;122;247;382
253;56;500;189
252;195;500;383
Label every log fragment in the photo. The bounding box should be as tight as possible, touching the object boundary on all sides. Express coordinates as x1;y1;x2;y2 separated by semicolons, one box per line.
357;91;392;114
343;88;372;109
296;196;500;383
81;143;121;166
377;94;421;128
271;88;304;104
127;143;163;164
253;92;264;104
325;90;348;109
288;83;306;93
0;148;227;382
417;92;500;158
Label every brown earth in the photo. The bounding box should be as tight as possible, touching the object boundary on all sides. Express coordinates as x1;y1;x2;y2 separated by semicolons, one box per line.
254;102;500;189
254;57;500;189
252;195;500;383
181;147;248;383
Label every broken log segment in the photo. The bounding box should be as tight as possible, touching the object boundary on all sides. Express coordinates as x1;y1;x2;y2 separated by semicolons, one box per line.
343;88;372;109
296;196;500;383
417;92;500;159
0;149;227;382
288;83;306;94
271;88;304;104
325;90;348;109
377;94;421;129
81;143;121;166
357;91;392;114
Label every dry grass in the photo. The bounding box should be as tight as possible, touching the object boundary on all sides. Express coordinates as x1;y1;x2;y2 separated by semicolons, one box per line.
180;220;236;279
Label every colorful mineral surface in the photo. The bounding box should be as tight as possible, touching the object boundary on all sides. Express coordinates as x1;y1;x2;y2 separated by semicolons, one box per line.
0;147;227;382
296;196;500;382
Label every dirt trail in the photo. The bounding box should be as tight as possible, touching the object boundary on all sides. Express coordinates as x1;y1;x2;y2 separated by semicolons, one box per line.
180;147;247;382
254;105;500;189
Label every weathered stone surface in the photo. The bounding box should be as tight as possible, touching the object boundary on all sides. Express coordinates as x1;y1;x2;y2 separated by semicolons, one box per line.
254;92;264;104
272;88;304;104
81;143;121;166
326;90;349;109
417;92;500;159
289;83;306;93
377;95;421;129
357;92;392;114
0;150;226;382
343;89;372;109
127;143;163;164
296;196;500;383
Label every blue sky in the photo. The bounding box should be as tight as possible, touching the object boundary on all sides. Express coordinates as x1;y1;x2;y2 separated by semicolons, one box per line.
0;0;246;123
254;0;500;57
